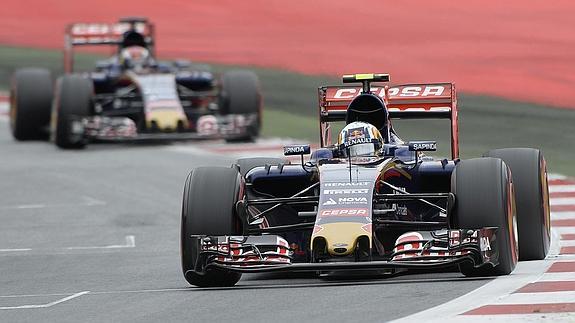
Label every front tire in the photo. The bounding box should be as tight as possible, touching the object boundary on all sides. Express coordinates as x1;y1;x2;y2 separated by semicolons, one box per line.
181;167;243;287
451;158;518;276
10;68;53;140
220;70;261;142
484;148;551;260
53;75;94;149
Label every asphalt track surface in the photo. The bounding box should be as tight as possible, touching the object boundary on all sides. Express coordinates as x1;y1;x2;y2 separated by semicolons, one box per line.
0;120;492;322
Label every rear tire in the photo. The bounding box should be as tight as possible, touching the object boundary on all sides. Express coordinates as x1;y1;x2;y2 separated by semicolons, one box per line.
53;75;94;149
484;148;551;260
235;157;290;177
451;158;518;276
10;68;53;140
181;167;243;287
220;70;261;142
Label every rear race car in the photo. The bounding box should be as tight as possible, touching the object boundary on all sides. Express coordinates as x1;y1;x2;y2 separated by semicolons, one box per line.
9;17;261;149
180;73;550;287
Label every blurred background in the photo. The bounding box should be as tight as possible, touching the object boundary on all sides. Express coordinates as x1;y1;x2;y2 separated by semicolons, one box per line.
1;0;574;172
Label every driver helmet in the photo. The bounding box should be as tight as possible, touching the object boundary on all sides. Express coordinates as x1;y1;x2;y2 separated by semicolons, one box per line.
337;121;384;157
119;46;151;70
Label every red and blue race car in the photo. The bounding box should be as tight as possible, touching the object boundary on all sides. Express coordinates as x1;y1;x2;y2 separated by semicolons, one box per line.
180;73;550;287
10;17;261;149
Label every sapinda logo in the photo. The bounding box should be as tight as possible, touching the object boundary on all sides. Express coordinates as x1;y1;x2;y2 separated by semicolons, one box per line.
333;86;446;99
284;145;309;155
320;208;368;217
411;142;437;151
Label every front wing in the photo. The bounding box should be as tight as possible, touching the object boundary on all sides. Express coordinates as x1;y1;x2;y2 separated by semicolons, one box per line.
185;228;499;275
68;113;258;142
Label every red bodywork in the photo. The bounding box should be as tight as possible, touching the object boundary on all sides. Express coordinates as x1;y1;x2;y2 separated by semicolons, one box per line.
318;83;459;159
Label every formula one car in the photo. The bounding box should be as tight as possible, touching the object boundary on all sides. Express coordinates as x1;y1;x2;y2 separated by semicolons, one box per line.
181;73;551;287
10;17;261;149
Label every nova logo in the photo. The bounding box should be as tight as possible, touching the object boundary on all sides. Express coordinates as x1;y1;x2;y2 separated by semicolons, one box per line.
339;197;368;203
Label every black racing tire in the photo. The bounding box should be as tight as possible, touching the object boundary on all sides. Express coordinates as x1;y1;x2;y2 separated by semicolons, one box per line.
484;148;551;261
219;70;261;142
53;75;94;149
235;157;290;177
9;68;53;140
181;167;243;287
451;158;518;276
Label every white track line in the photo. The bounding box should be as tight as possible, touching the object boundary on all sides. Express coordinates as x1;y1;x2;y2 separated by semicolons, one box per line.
1;236;136;253
0;291;89;310
65;235;135;250
0;196;106;211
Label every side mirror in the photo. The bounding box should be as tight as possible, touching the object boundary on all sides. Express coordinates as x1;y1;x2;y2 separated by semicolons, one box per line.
408;141;437;152
284;144;311;156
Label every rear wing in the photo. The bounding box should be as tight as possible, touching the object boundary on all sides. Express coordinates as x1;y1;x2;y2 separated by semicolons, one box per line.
318;83;459;158
63;17;155;73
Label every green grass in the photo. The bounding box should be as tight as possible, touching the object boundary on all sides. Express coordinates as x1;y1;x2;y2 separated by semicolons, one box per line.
1;45;574;175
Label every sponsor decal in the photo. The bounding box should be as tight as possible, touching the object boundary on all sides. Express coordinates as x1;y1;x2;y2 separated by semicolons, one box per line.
322;198;338;206
409;141;437;151
324;182;370;187
343;137;371;148
338;197;368;205
480;236;492;251
320;208;368;217
332;85;446;100
333;243;348;247
322;196;369;205
283;145;310;156
197;115;218;135
388;86;445;97
348;127;365;139
324;188;369;195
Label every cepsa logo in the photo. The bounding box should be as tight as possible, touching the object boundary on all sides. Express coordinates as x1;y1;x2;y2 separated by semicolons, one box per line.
333;86;446;100
320;208;368;217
